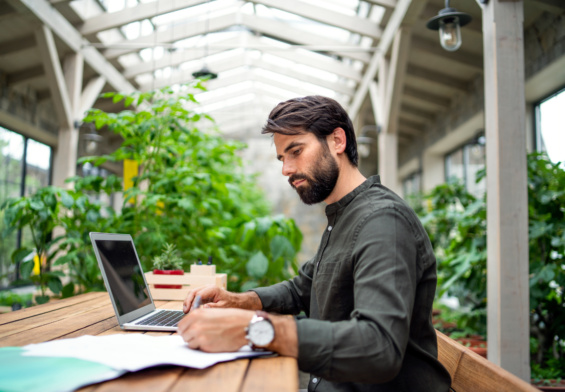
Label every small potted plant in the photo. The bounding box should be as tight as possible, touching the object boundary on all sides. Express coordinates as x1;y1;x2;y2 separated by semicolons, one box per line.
153;243;184;289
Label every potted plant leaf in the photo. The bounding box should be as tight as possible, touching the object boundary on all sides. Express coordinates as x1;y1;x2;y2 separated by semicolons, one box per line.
152;243;184;289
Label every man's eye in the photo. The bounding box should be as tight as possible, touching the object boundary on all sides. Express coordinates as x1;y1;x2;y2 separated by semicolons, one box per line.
293;149;301;156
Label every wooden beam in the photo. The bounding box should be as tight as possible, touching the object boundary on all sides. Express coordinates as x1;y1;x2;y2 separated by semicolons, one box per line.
249;0;382;39
383;27;411;134
482;0;530;381
401;104;435;122
13;0;135;93
79;76;107;118
122;33;363;83
34;24;73;130
6;65;44;85
378;132;400;192
364;0;397;8
0;35;35;55
79;0;205;35
349;0;428;119
529;0;565;14
406;64;469;92
63;52;84;117
411;36;484;71
403;86;451;108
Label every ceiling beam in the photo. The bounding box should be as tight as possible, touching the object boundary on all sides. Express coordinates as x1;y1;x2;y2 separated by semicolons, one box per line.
6;65;44;86
0;35;35;56
349;0;428;119
242;13;371;63
411;36;484;71
11;0;135;93
406;64;469;92
401;104;435;122
529;0;565;14
79;0;207;35
364;0;397;8
122;33;362;84
250;0;382;39
403;86;451;107
102;11;238;59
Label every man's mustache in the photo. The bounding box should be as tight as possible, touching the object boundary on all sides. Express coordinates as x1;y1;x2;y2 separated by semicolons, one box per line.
288;174;310;188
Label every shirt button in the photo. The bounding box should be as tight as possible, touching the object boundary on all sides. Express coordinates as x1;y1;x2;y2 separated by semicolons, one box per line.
327;226;333;231
312;378;318;383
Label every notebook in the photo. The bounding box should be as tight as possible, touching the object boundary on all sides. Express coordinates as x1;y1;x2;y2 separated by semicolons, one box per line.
89;232;185;331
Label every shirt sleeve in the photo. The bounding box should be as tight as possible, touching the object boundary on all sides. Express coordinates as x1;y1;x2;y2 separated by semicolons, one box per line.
250;258;315;316
296;206;420;384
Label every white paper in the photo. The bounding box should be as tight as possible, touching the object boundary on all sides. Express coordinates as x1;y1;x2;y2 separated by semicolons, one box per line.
23;334;271;372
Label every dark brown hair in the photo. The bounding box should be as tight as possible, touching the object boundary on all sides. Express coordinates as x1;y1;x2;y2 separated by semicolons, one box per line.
261;96;358;166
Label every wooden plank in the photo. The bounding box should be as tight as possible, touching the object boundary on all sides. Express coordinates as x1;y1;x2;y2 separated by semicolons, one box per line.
0;295;111;339
0;302;116;346
240;357;298;392
436;330;463;380
78;366;185;392
170;359;250;392
453;352;540;392
0;292;106;325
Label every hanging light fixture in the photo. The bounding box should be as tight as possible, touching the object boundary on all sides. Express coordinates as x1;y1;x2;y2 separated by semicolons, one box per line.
426;0;472;52
192;0;218;80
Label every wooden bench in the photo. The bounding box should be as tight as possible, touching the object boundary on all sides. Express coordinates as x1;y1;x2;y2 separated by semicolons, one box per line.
436;330;540;392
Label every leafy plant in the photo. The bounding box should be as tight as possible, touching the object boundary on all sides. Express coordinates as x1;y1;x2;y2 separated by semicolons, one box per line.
153;243;183;270
416;152;565;377
78;82;302;291
0;82;302;302
1;187;65;304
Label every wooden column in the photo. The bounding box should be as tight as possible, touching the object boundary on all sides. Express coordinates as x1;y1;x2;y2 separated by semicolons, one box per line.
378;132;399;193
481;0;530;380
35;25;84;188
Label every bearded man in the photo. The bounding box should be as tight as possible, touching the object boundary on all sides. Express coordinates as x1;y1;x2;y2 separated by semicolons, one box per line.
178;96;452;392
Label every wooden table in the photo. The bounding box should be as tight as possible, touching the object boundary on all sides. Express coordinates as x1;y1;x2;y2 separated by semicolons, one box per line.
0;292;298;392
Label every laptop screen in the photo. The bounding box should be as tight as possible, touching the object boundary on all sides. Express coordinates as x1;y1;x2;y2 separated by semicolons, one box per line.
95;239;151;315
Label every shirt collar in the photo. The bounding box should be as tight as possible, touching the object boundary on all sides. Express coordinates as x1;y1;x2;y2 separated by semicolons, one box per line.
325;175;381;216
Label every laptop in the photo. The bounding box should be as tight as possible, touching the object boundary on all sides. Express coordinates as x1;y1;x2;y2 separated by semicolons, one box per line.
90;232;185;331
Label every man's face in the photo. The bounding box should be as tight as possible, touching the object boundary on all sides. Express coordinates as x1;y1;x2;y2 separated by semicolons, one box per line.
274;132;339;205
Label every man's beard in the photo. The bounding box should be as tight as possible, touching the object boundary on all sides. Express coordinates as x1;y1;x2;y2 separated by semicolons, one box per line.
288;146;339;205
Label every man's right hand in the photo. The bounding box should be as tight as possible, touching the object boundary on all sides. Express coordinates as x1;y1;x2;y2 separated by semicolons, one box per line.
182;285;263;313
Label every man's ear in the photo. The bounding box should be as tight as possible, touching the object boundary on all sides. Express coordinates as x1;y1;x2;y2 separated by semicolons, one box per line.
329;127;347;155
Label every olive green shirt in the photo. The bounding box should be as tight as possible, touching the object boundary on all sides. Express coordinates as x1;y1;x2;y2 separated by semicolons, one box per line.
253;176;451;392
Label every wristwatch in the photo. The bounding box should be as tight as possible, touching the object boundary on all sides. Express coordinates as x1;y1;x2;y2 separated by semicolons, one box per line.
245;311;275;349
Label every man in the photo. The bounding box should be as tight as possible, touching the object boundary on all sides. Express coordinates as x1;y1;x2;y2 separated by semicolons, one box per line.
178;96;452;391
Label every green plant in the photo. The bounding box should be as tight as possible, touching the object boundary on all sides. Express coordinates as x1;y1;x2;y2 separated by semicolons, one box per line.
79;82;302;291
153;243;183;270
417;152;565;378
0;291;33;308
1;187;65;304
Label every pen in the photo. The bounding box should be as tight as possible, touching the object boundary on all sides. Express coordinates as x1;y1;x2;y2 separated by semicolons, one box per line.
191;295;202;310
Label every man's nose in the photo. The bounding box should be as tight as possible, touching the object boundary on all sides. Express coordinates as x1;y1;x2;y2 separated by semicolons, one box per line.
282;160;296;177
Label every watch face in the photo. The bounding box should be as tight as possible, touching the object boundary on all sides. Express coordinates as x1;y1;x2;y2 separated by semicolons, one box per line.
249;319;275;347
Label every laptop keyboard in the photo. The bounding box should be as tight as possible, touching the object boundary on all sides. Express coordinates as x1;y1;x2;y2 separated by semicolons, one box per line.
134;310;185;327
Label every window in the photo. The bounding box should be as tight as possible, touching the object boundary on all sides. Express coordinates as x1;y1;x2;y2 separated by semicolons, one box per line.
402;171;422;198
445;135;486;197
0;126;52;288
535;87;565;166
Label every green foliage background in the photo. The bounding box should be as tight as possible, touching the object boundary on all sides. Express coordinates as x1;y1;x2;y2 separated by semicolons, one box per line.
414;152;565;378
1;82;302;302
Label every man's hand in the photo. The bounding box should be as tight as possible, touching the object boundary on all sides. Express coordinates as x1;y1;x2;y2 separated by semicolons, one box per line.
177;308;299;357
182;285;263;313
177;308;252;352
